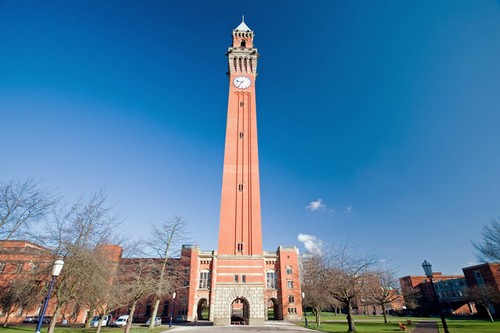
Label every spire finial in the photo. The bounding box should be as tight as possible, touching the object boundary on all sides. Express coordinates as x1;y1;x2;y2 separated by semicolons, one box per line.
242;15;245;23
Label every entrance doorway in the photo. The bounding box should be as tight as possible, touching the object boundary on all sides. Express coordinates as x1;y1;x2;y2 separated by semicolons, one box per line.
196;298;209;320
230;298;249;325
267;298;279;320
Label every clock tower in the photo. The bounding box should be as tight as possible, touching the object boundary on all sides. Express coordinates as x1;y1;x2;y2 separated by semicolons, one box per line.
218;18;262;256
182;19;302;327
212;18;266;325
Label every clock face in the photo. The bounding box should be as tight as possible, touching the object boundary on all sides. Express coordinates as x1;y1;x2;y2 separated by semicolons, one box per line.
233;76;252;89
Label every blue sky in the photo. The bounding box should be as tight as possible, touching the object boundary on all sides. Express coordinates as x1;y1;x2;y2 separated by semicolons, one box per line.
1;0;499;276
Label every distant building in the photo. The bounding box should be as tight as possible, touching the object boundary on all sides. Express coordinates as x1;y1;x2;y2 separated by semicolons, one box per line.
399;272;474;315
0;240;54;324
462;263;500;317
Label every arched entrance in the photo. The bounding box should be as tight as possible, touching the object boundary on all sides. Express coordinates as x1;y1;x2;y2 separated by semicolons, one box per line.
196;298;209;321
230;298;249;325
267;298;279;320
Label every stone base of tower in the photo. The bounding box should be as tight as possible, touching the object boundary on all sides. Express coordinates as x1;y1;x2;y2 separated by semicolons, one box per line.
211;284;266;326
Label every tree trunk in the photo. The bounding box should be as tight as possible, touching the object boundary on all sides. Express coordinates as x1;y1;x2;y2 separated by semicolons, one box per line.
125;300;138;333
96;309;109;333
2;310;11;327
485;305;495;323
314;306;321;325
48;304;62;333
85;306;94;329
381;304;387;324
346;300;356;332
149;297;161;329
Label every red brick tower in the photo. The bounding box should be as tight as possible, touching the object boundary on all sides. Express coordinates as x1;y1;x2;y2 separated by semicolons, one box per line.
212;18;266;325
217;18;262;256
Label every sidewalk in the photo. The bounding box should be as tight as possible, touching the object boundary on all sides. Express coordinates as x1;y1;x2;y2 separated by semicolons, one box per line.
412;321;439;333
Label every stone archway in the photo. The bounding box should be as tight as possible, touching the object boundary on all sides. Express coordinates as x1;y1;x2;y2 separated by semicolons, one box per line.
197;298;209;320
267;298;279;320
230;297;249;325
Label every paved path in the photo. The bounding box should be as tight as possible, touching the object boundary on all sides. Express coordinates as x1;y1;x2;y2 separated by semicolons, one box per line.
412;321;439;333
169;321;314;332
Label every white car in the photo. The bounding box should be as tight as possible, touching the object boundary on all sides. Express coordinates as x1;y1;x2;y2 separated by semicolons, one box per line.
146;317;162;326
90;315;112;327
111;315;129;327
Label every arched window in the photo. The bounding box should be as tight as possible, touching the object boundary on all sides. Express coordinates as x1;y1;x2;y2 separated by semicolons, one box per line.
288;295;295;303
286;266;292;275
240;40;246;47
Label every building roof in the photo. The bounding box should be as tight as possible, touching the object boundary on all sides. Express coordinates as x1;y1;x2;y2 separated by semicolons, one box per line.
235;17;251;31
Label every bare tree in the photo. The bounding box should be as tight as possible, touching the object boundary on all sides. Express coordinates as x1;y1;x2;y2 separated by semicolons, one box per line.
118;258;158;333
0;179;55;240
0;273;44;327
80;245;123;333
463;285;500;322
42;191;119;333
322;244;381;333
473;219;500;263
146;216;187;329
301;254;335;326
363;270;402;323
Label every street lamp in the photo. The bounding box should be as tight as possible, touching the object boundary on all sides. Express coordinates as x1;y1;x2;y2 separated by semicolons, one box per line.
35;259;64;333
168;291;177;328
422;260;449;333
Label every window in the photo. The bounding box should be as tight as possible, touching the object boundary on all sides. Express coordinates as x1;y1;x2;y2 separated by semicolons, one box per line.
0;262;5;273
287;280;294;288
162;302;170;316
145;303;151;317
239;132;245;139
15;262;23;273
288;295;295;303
234;275;239;283
199;271;210;289
266;271;276;289
286;266;292;275
237;242;244;252
240;40;246;47
287;308;297;314
238;184;244;191
474;271;485;286
242;275;246;283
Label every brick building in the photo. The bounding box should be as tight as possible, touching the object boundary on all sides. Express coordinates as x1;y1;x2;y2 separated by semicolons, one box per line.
0;240;54;324
462;263;500;317
399;272;473;315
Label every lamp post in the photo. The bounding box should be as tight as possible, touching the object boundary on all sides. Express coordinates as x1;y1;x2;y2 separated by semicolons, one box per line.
168;292;177;328
35;259;64;333
422;260;449;333
302;292;307;327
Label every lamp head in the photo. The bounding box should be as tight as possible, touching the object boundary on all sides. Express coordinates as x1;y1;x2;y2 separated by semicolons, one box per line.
172;292;177;299
422;260;433;278
52;259;64;277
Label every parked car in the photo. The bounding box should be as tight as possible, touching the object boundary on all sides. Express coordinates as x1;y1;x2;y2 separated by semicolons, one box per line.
26;316;50;324
23;316;37;323
90;315;112;327
145;317;161;326
174;315;185;323
111;315;129;327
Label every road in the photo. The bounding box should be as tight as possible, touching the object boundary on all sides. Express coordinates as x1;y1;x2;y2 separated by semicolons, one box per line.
170;321;313;332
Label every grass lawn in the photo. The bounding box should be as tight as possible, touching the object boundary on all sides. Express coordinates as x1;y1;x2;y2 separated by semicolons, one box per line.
0;326;169;333
302;313;500;332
